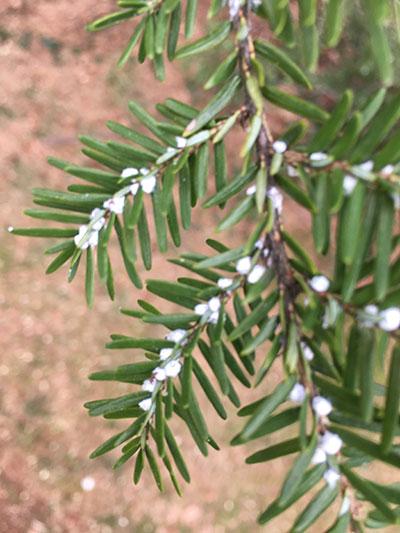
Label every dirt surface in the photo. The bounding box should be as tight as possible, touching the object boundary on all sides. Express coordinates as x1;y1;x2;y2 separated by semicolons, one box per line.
1;2;397;532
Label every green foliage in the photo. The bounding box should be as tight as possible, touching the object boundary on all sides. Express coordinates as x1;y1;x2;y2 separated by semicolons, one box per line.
12;1;400;530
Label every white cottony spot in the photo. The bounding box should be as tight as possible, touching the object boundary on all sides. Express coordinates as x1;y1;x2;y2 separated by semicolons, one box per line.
359;160;374;172
273;140;287;153
138;398;152;411
310;275;330;293
8;226;14;232
88;229;99;248
246;185;257;196
382;164;394;176
287;165;298;177
229;0;241;19
365;304;379;315
309;152;328;161
130;181;140;195
267;186;283;214
90;208;105;231
359;304;379;328
392;193;400;210
247;265;266;284
74;225;98;249
218;278;233;290
311;447;327;465
312;396;332;417
324;468;340;488
74;225;89;249
103;197;125;214
165;360;182;378
80;476;96;492
194;303;208;316
236;256;252;275
121;167;139;178
343;175;357;196
339;496;351;516
379;307;400;331
159;348;173;360
320;431;343;455
289;383;306;404
140;168;148;175
153;367;167;381
254;239;264;250
176;136;187;149
141;175;157;194
301;342;314;361
166;329;187;344
208;297;221;313
209;311;220;324
142;379;156;393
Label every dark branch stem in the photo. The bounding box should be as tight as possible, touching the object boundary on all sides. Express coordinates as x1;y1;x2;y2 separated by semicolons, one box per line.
235;6;300;333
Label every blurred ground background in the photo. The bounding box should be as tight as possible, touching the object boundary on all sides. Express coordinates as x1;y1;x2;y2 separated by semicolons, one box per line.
0;1;398;532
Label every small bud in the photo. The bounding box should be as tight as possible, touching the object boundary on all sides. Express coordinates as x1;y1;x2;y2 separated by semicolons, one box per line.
246;185;256;196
